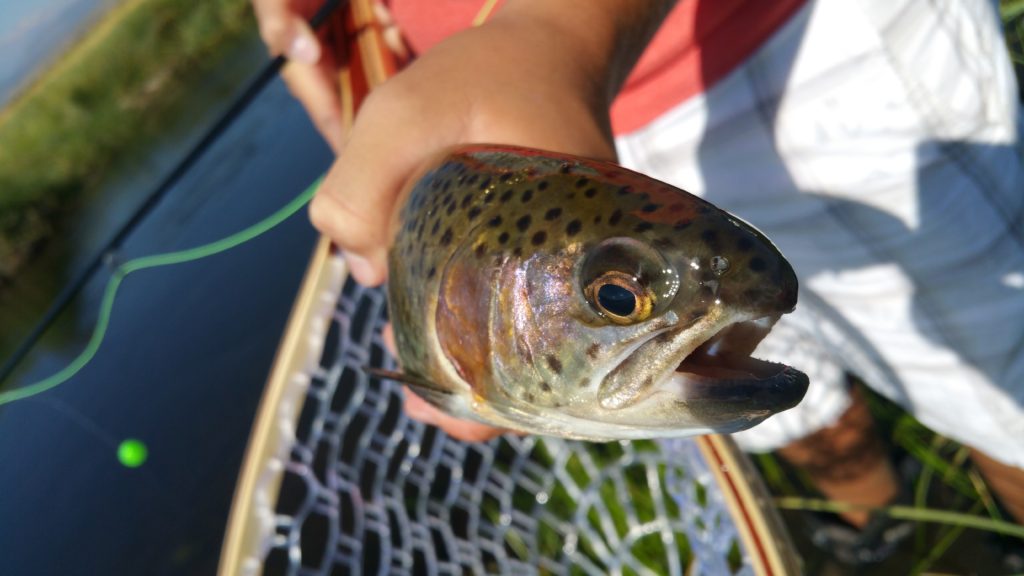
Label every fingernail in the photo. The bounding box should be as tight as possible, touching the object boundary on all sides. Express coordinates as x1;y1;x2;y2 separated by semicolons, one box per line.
287;33;319;64
345;252;381;286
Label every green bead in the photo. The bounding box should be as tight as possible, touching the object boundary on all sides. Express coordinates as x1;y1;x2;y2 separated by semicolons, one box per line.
117;439;148;468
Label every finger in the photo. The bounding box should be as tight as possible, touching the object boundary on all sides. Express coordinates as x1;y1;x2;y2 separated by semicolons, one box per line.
281;59;345;152
382;324;397;356
403;389;506;443
252;0;320;63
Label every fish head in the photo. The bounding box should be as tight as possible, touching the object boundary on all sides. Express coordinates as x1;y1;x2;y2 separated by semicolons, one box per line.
405;145;807;440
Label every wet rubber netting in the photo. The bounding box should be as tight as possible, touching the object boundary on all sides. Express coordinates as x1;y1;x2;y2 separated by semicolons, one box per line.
257;279;754;575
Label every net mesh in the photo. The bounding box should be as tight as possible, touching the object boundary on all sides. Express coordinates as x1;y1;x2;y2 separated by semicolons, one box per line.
260;278;756;575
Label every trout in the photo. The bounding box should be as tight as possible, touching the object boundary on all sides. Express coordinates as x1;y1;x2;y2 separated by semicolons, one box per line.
384;145;808;440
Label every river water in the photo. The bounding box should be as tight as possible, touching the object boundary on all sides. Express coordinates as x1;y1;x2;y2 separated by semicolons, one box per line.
0;26;332;576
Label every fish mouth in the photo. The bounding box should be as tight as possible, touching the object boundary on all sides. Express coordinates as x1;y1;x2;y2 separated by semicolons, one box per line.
668;315;809;432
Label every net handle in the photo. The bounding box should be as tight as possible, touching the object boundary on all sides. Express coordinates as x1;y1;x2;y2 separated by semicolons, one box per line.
217;2;398;574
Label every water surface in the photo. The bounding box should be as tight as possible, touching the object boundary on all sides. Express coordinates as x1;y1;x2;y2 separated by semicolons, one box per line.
0;32;331;576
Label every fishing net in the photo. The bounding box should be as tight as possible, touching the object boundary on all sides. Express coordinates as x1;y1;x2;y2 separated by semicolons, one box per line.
243;276;763;575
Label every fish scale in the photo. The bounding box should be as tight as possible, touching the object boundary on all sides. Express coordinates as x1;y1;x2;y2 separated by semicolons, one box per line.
386;144;807;440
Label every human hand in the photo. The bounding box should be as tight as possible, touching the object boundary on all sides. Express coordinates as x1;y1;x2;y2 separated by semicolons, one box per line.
251;0;346;151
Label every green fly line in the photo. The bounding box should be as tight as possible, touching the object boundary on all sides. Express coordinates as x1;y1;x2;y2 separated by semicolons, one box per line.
0;177;321;407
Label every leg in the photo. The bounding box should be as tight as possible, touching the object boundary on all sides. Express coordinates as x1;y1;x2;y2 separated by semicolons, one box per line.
970;448;1024;524
776;388;898;528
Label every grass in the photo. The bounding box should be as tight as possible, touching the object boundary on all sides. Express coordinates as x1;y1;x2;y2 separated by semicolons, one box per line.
0;0;255;285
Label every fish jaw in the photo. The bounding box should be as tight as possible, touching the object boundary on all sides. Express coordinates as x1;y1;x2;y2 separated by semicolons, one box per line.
567;304;806;435
610;315;808;433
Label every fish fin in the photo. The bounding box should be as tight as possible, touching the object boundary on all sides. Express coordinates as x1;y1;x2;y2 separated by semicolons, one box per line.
364;367;453;407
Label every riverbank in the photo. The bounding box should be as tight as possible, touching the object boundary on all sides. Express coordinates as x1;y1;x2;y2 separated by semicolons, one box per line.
0;0;254;286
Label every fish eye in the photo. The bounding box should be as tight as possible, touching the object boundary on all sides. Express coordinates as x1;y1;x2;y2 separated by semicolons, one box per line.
580;237;678;324
585;271;654;324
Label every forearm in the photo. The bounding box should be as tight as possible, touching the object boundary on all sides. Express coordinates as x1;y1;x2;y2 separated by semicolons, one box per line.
492;1;677;103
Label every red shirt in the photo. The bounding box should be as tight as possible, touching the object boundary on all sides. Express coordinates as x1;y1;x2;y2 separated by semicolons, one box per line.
386;0;806;134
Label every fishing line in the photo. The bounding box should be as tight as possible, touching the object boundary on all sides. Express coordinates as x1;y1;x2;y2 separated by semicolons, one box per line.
0;178;320;407
0;0;344;397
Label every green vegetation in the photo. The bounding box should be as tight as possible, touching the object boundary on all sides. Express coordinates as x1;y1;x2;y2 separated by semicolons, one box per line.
0;0;255;285
1004;0;1024;101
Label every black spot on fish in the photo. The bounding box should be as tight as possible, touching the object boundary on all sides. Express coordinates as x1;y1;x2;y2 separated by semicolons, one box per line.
575;178;588;188
531;231;547;246
609;209;623;226
516;215;532;232
431;220;440;236
586;343;600;359
578;378;589;388
468;206;482;220
546;355;563;375
545;207;562;221
467;174;478;185
559;163;572;174
443;181;452;193
524;391;535;403
593;215;602;225
446;202;456;216
566;219;582;237
749;257;767;272
540;381;552;393
512;246;523;257
521;189;534;203
674;220;691;231
479;177;492;190
498;231;510;244
634;222;654;233
500;189;514;203
618;185;633;196
538;181;549;191
737;237;754;252
585;187;598;198
488;215;503;228
475;243;486;258
500;172;513;182
440;228;453;246
460;195;472;209
701;229;719;247
642;203;660;213
427;266;436;279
